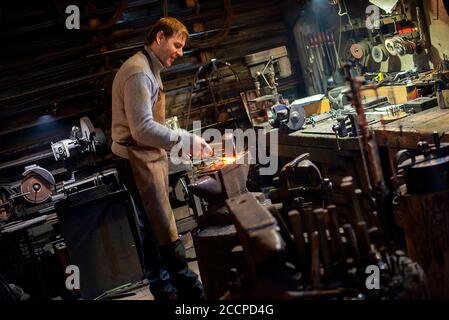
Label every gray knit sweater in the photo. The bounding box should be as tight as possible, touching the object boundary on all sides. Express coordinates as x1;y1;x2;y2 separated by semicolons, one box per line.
111;46;178;159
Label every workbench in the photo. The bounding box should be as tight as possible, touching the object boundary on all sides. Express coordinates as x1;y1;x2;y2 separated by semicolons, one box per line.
270;107;449;239
274;107;449;185
373;106;449;149
271;119;370;206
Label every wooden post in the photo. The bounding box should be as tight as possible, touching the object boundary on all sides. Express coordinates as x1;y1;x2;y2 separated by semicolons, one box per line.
400;189;449;299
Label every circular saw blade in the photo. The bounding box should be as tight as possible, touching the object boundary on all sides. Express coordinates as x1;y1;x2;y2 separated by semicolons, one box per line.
21;173;53;204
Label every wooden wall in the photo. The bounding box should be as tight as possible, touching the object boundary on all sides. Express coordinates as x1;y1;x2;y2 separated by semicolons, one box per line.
0;0;304;168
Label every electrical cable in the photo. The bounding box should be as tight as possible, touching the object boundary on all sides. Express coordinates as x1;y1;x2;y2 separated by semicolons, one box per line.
329;0;353;27
341;0;353;27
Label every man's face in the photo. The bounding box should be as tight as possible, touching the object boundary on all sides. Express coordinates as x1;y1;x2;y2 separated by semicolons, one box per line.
157;31;186;67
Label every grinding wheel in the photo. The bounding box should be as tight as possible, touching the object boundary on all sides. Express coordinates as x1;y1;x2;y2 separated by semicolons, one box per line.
385;38;398;56
286;105;306;131
372;44;389;63
21;173;53;203
350;42;371;60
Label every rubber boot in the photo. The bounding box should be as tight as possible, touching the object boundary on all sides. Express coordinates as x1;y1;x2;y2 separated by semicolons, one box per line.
159;239;204;300
140;226;178;300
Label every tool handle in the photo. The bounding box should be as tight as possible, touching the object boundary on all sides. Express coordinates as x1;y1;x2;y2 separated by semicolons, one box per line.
310;231;321;290
288;210;307;271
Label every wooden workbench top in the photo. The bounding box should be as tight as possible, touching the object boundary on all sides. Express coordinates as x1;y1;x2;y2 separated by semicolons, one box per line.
270;107;449;151
272;119;361;151
373;107;449;149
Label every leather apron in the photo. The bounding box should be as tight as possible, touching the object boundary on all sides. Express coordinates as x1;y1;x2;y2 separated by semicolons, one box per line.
127;51;178;245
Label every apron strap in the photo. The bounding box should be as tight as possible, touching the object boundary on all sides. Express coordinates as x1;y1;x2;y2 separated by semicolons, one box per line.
115;140;137;147
141;47;165;93
141;47;152;67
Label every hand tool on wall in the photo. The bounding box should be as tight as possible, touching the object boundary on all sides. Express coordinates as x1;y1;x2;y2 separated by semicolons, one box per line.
319;32;333;72
316;33;330;75
327;32;341;69
325;33;335;73
301;31;322;94
309;34;325;75
324;32;336;70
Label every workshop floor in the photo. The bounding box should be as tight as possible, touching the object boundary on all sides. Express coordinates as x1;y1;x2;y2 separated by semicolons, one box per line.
113;216;200;300
114;259;200;300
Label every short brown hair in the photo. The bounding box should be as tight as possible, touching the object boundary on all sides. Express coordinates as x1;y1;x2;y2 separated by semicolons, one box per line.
144;17;189;46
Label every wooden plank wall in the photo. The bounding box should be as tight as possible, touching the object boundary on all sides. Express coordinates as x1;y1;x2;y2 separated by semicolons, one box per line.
0;0;303;163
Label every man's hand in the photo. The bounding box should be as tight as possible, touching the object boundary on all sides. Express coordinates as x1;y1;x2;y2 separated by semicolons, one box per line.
191;134;212;159
172;129;212;160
